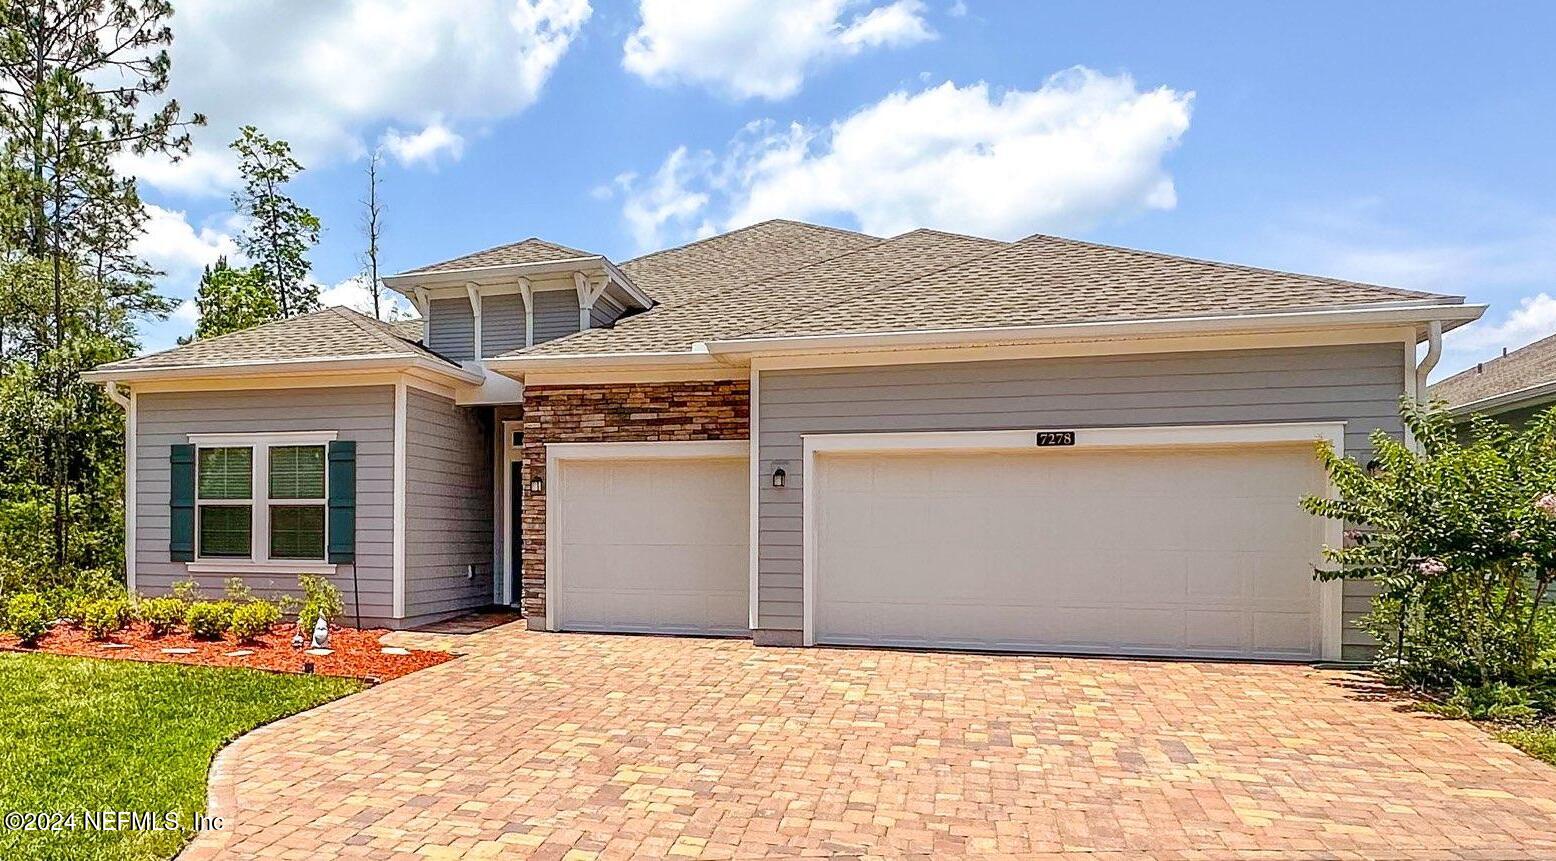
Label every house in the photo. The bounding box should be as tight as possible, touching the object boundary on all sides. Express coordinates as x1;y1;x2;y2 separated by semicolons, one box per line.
1429;333;1556;426
84;219;1483;662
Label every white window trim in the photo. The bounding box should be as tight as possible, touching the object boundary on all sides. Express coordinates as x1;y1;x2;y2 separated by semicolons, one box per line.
186;430;339;575
799;422;1347;662
543;440;750;631
500;419;523;607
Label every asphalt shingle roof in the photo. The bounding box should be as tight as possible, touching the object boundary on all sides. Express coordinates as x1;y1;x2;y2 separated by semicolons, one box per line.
95;306;447;373
400;237;597;274
1430;332;1556;408
521;228;1007;356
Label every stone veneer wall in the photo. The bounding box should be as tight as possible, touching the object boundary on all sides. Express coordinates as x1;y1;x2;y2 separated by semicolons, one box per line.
519;380;750;623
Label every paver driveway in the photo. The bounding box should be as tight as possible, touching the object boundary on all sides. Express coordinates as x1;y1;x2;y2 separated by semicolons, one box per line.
182;625;1556;860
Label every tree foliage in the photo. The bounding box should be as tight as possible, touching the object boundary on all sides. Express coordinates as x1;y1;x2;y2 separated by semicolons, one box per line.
0;0;198;583
192;256;276;339
230;125;319;318
1303;399;1556;687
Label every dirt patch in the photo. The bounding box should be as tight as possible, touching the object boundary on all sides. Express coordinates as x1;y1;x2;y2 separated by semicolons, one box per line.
0;621;453;681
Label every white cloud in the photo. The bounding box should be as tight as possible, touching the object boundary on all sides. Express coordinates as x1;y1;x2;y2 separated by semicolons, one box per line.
171;298;201;326
618;69;1193;247
1449;294;1556;353
118;0;592;195
622;0;933;100
132;204;241;280
380;122;466;168
318;274;419;321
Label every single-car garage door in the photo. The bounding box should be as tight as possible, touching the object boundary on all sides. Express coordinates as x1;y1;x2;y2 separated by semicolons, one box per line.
553;455;747;635
813;445;1328;660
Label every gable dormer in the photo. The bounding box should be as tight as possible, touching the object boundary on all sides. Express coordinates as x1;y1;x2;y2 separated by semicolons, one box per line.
383;238;652;363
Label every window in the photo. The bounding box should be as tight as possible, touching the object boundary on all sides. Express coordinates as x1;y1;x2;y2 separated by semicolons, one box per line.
191;435;333;566
268;445;326;560
197;447;252;558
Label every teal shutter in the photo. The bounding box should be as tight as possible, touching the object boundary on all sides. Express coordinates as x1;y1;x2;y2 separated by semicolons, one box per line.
327;440;357;563
170;444;196;561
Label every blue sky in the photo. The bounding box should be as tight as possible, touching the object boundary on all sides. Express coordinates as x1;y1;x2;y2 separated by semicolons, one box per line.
127;0;1556;378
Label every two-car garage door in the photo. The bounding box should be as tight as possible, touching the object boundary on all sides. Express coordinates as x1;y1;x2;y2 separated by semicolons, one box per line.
812;444;1330;660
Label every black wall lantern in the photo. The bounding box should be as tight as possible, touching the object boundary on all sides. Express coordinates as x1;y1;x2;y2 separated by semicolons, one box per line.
771;467;787;488
529;473;545;493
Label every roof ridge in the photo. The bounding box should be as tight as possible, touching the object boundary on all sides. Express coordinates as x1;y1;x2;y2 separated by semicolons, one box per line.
402;236;596;274
621;218;878;267
1019;232;1459;303
730;233;1019;339
329;305;417;352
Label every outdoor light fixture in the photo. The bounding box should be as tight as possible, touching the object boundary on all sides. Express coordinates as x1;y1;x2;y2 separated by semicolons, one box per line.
772;467;786;488
529;474;544;493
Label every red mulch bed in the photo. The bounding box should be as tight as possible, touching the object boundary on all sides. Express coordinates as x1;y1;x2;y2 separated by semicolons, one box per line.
0;621;453;681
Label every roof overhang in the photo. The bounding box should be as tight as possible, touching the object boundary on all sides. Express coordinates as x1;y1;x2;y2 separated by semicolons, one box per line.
1445;378;1556;418
81;353;486;386
383;257;652;310
700;301;1485;359
483;301;1484;381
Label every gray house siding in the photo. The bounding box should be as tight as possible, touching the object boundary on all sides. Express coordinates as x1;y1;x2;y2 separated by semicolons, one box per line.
482;293;525;357
532;289;581;344
427;297;475;361
135;386;397;623
403;390;494;621
756;343;1407;661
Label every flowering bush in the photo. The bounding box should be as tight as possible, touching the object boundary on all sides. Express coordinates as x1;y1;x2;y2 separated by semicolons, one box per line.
1303;399;1556;688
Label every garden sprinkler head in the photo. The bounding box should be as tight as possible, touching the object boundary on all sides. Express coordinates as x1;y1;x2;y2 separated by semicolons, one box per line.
302;661;314;674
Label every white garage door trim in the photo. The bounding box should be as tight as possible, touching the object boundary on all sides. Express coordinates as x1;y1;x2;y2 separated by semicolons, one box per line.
545;440;751;633
801;422;1347;660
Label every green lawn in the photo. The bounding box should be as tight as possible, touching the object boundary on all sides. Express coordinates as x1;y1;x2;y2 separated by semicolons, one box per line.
0;653;361;861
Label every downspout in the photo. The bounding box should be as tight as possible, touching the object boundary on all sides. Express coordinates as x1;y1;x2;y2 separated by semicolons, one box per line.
101;381;135;593
101;380;129;409
1414;320;1443;401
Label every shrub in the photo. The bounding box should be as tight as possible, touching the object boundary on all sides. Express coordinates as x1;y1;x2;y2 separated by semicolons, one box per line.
230;600;281;642
80;598;132;639
1303;399;1556;688
170;578;201;603
185;601;235;639
223;577;255;604
5;593;48;644
297;575;344;633
139;596;186;636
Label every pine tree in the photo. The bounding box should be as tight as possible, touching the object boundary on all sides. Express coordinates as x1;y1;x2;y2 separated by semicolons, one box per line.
0;0;201;574
192;256;278;339
230;125;319;317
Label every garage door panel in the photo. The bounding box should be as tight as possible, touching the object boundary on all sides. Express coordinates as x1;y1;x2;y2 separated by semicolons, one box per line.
555;457;747;636
814;446;1324;660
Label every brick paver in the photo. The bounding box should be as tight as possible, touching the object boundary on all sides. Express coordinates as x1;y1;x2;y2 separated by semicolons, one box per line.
181;625;1556;860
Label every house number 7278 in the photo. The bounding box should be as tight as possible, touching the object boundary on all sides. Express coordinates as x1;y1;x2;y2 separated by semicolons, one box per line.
1034;431;1076;447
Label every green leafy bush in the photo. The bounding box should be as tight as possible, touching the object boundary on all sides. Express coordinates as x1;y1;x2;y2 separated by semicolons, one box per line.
1304;399;1556;689
184;601;235;639
5;593;48;644
138;596;186;636
230;601;281;642
170;578;201;603
80;598;131;639
297;575;344;633
223;577;255;604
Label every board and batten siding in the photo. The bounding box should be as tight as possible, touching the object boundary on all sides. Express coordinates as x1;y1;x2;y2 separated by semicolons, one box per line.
403;389;495;620
756;343;1407;661
135;386;397;623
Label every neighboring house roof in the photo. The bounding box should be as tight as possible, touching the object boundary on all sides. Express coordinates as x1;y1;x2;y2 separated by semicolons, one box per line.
84;306;476;382
398;237;597;274
1429;332;1556;414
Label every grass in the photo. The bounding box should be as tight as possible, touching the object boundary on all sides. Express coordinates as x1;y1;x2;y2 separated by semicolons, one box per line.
1494;723;1556;766
0;652;362;861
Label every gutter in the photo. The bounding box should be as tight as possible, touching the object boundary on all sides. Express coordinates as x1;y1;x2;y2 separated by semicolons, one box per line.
80;353;486;386
700;302;1486;358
